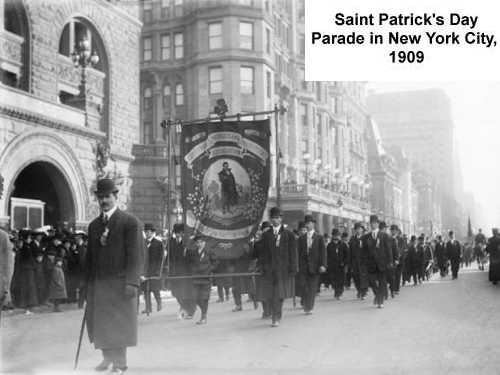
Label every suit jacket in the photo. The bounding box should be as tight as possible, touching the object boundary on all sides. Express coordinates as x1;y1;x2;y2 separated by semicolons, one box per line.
446;240;462;262
326;241;347;271
259;225;297;299
362;231;393;273
85;208;144;349
144;237;164;278
349;235;365;268
187;247;218;285
298;232;326;275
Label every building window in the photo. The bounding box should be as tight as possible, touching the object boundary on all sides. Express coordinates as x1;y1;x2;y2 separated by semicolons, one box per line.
175;83;184;106
300;104;307;126
240;66;254;94
208;22;222;50
143;37;152;61
265;28;271;54
174;0;183;17
143;0;152;23
266;71;272;98
143;87;153;110
174;32;183;59
143;122;153;144
161;34;171;60
161;0;171;18
209;67;223;95
239;21;253;50
163;84;171;108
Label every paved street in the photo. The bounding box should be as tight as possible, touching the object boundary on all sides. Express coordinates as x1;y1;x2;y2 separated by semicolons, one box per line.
2;266;500;375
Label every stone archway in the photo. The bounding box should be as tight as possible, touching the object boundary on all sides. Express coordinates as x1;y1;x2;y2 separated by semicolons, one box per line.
0;130;90;228
9;161;75;227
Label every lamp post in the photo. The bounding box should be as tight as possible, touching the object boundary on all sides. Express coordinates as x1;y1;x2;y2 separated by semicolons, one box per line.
71;37;99;126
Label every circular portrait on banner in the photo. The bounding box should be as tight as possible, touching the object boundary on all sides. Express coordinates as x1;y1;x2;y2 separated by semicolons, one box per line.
202;159;251;226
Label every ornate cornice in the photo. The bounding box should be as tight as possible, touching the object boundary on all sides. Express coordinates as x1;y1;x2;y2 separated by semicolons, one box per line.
0;104;106;140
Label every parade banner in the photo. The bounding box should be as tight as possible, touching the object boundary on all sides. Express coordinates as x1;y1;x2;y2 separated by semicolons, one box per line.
181;120;271;258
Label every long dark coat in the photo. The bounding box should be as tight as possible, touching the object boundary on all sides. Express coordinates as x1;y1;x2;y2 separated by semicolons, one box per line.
12;243;38;308
85;209;144;350
143;237;164;290
362;231;393;274
187;246;218;300
349;234;369;290
296;233;326;296
434;242;447;267
168;237;194;299
326;240;347;288
48;263;67;300
257;225;297;300
486;235;500;282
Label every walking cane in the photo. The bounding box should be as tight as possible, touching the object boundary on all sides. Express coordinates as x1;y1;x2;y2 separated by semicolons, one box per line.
74;304;87;370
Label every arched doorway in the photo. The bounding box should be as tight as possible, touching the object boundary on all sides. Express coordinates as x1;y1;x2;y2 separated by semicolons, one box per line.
9;161;75;228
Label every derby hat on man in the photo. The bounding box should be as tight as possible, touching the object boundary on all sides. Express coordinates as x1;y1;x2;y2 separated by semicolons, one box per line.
269;207;282;218
144;223;156;232
94;178;119;196
304;215;315;224
369;215;379;223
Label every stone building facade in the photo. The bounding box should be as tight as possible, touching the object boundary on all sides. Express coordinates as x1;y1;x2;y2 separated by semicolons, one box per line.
137;0;371;233
0;0;141;229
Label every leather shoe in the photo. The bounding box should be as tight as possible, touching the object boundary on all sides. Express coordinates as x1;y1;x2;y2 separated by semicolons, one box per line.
95;360;111;372
271;320;280;327
196;318;207;325
232;305;242;312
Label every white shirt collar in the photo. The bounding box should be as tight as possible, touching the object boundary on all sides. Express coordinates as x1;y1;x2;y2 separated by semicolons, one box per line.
103;205;118;220
273;225;281;234
307;229;315;236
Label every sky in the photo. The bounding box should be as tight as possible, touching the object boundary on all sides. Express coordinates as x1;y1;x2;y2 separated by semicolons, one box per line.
367;82;500;230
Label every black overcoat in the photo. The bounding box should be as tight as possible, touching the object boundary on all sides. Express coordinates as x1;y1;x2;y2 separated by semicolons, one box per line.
85;209;144;350
486;235;500;282
362;231;393;274
257;225;297;300
168;237;194;299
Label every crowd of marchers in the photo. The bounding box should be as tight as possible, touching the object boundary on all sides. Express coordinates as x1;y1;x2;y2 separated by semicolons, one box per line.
1;212;500;324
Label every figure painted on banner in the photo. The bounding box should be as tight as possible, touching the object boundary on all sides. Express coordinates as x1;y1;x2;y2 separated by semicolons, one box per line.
218;161;238;214
85;178;144;374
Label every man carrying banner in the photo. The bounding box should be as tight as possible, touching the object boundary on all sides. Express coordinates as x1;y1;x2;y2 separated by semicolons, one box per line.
259;207;297;327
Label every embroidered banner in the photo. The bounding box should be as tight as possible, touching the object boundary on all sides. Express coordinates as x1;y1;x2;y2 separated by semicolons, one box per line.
181;120;271;259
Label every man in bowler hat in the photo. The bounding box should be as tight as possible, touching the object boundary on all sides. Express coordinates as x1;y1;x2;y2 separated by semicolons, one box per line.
297;215;326;314
362;215;393;308
259;207;297;327
84;178;143;374
141;223;164;314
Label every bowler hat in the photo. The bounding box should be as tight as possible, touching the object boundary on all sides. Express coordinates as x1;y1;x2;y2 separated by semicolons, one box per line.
261;221;271;230
390;224;399;231
418;235;425;241
341;232;349;238
304;214;315;224
192;233;205;242
354;222;364;230
144;223;155;232
379;221;387;230
269;207;282;218
94;178;119;196
173;223;185;233
331;228;340;237
369;215;379;223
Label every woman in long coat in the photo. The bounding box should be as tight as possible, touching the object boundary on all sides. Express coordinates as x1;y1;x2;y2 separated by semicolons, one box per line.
13;232;38;313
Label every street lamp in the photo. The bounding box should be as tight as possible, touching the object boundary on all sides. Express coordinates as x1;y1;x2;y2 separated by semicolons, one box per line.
71;37;99;97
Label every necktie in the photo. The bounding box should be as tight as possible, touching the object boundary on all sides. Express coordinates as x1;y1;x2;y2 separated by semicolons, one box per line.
102;213;108;226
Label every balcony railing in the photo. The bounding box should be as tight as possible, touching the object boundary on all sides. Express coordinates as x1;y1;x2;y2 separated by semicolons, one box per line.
0;30;23;76
278;183;370;211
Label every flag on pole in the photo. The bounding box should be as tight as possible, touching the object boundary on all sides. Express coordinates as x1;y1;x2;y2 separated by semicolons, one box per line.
181;119;271;259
